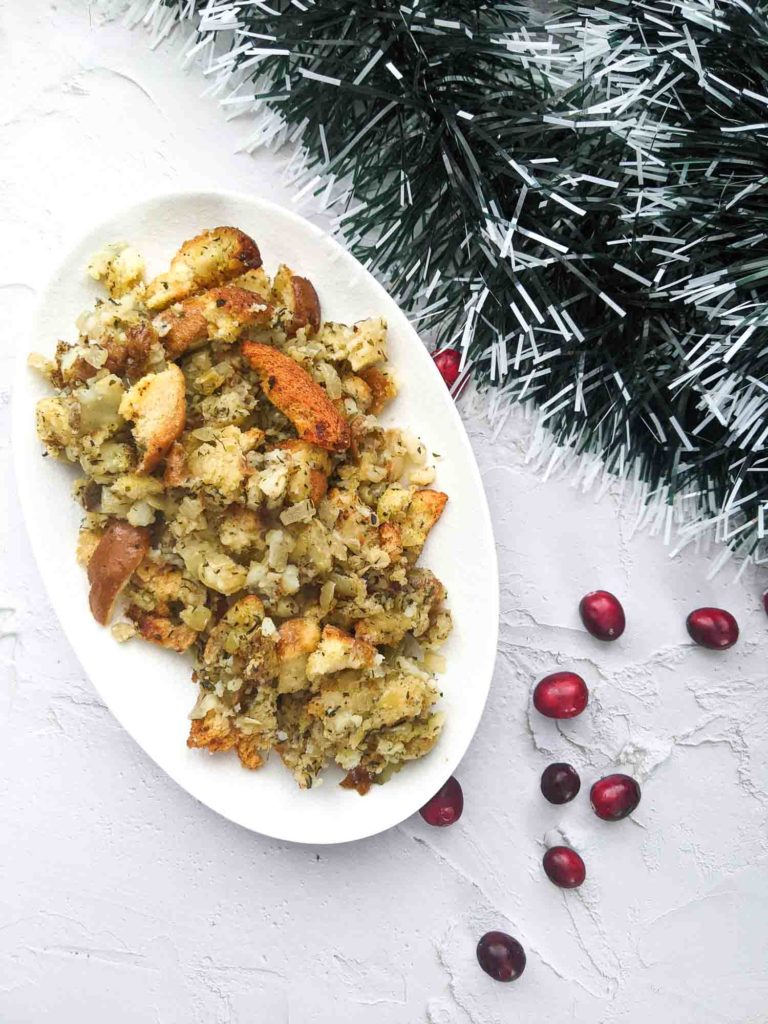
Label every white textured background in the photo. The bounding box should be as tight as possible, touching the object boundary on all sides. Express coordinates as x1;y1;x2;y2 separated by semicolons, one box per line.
2;3;767;1021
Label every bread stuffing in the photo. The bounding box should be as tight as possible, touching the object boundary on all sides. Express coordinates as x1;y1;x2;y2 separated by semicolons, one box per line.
32;226;452;793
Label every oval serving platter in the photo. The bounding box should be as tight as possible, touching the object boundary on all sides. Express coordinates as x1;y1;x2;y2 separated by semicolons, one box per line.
12;190;498;844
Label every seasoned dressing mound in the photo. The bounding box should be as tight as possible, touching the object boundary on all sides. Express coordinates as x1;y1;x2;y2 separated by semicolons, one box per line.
32;227;452;792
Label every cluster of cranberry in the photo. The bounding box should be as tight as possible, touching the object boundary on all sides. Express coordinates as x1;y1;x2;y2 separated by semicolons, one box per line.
417;562;744;984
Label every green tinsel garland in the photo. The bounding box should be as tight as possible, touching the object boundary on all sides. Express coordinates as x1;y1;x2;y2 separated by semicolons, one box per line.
126;0;768;565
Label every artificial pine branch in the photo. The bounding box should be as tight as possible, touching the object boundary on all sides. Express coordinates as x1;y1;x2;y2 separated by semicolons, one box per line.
136;0;768;563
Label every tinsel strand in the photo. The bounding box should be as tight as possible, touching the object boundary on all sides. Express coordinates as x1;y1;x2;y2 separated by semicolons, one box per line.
119;0;768;567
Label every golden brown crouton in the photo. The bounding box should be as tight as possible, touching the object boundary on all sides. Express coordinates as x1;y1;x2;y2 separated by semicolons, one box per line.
35;395;79;458
277;617;321;694
231;267;272;299
316;319;387;371
401;489;448;556
306;625;379;681
87;520;151;625
145;227;262;311
119;364;186;473
341;374;373;413
186;424;252;499
87;243;145;299
242;342;350;453
131;611;197;653
277;618;322;662
219;505;264;555
360;367;398;414
203;595;265;666
353;614;409;647
201;595;278;688
236;733;265;770
153;286;274;360
272;264;321;337
378;521;403;562
271;440;332;506
187;709;236;753
163;440;187;487
76;528;102;567
354;567;447;647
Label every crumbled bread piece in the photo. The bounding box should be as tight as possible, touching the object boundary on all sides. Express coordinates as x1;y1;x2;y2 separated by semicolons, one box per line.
306;625;379;681
131;612;197;652
145;226;262;311
242;341;350;452
230;267;272;299
316;318;387;371
87;242;145;298
360;367;398;413
187;708;236;754
154;286;274;359
272;264;321;338
277;617;321;693
401;489;448;557
119;364;186;473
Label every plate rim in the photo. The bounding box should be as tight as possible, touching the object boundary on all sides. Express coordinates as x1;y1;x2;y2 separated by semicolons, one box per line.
11;187;499;844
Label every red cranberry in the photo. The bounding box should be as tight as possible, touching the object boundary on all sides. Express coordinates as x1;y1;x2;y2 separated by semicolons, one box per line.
763;591;768;616
540;762;581;804
590;774;641;821
686;607;739;650
432;348;462;388
543;846;586;888
533;672;588;719
579;590;625;641
419;776;463;826
476;931;526;982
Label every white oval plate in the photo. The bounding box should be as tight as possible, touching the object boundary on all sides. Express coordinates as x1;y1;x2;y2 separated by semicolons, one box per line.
12;190;498;844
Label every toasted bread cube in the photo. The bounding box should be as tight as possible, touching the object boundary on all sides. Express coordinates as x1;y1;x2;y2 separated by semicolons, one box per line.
400;489;448;556
87;520;151;625
277;617;321;693
145;227;262;311
187;708;236;753
278;618;322;662
87;242;145;299
219;505;264;555
236;733;265;770
131;612;197;653
163;440;187;487
306;625;379;681
187;424;251;499
202;595;278;685
272;264;321;338
271;440;332;506
317;318;387;372
119;364;186;473
35;395;79;459
153;285;274;360
360;367;398;414
242;342;350;453
231;267;272;299
341;374;373;413
378;521;403;561
376;485;412;524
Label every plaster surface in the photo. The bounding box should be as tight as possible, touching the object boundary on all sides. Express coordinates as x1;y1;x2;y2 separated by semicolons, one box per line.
1;3;766;1021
